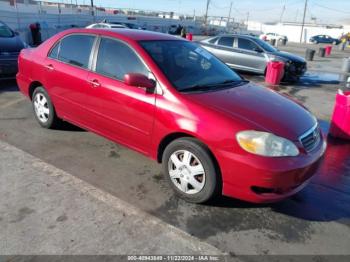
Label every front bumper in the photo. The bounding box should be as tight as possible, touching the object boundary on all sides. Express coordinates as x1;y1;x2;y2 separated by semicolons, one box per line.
217;135;326;203
284;61;307;80
0;57;18;79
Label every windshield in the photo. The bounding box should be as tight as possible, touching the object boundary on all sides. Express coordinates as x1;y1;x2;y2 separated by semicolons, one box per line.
254;38;277;52
140;40;243;92
0;22;14;37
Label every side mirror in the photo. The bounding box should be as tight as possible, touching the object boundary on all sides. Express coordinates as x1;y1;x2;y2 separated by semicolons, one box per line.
14;31;20;36
124;73;156;92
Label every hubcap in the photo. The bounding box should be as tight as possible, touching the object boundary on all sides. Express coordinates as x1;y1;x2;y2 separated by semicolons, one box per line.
33;93;50;123
168;150;205;194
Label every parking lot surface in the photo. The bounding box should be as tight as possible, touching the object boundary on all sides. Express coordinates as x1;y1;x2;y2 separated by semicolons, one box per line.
1;42;350;256
0;140;223;255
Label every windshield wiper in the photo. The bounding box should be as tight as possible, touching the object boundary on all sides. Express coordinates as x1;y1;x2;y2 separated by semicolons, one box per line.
179;79;249;92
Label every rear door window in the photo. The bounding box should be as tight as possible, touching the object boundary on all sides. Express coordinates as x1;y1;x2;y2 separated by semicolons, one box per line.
57;34;95;69
95;37;148;81
217;37;234;48
48;42;60;59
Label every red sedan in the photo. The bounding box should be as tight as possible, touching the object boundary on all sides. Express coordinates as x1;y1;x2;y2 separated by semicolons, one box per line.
16;29;326;203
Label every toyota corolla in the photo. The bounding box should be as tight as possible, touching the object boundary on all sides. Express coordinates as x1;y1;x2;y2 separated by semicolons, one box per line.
16;29;326;203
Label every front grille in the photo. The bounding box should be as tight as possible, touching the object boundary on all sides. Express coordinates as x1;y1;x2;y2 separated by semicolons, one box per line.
299;124;321;152
0;51;20;57
290;61;307;76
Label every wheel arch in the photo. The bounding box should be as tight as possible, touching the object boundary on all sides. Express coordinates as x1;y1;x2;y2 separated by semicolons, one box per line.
157;132;194;163
157;132;222;175
157;131;223;196
28;81;44;100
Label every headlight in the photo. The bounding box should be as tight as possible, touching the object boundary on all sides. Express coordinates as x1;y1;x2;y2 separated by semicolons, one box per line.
236;131;299;157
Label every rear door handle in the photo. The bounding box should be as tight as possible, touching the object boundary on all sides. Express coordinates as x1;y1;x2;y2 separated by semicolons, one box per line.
45;64;54;71
87;79;101;88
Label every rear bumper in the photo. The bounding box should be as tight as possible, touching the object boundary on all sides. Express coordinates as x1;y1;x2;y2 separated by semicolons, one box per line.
16;72;31;98
218;136;327;203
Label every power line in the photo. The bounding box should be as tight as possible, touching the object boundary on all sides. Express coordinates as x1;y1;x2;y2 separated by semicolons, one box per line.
279;2;286;22
310;1;350;14
210;1;231;10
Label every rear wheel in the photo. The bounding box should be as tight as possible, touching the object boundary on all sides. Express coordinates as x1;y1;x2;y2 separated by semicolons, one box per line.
32;86;60;129
162;137;220;203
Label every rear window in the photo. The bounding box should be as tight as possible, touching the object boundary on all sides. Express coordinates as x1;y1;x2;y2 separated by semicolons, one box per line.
0;22;14;38
208;37;218;44
57;34;95;68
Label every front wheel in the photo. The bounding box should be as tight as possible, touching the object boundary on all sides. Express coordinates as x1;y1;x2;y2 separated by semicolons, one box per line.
32;86;61;129
162;137;220;203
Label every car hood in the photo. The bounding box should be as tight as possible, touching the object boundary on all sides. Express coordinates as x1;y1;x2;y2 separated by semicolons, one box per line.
272;51;306;63
0;36;24;53
186;83;316;141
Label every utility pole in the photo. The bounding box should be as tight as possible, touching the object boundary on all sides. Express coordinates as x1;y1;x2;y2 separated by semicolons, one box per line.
90;0;95;22
227;1;232;30
14;0;20;30
299;0;308;43
204;0;210;28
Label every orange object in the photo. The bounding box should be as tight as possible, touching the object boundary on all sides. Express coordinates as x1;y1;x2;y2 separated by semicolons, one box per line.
330;90;350;140
265;61;285;85
325;45;332;56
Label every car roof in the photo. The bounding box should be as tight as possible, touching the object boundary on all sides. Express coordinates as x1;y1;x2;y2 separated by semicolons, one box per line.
91;22;126;27
214;34;258;40
63;28;182;41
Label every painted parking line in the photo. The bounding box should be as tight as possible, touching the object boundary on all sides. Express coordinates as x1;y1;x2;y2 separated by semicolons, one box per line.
0;96;26;109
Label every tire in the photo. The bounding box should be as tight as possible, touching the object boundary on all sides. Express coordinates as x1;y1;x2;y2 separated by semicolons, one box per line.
32;86;61;129
162;137;220;203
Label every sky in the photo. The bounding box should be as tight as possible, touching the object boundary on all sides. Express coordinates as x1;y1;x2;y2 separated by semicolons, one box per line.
60;0;350;24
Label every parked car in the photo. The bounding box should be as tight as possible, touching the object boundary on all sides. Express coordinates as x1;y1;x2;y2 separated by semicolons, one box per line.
309;35;340;45
17;29;326;204
260;32;288;42
0;21;28;79
168;24;182;35
86;23;127;29
200;34;306;81
110;22;143;30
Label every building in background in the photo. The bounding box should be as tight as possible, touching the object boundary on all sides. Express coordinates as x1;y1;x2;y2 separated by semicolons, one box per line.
247;21;350;43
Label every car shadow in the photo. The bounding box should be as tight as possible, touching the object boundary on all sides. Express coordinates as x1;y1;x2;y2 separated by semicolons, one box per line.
55;121;86;132
242;71;343;89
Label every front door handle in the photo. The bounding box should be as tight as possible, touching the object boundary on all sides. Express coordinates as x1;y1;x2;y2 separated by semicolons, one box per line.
45;64;54;71
87;79;101;88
